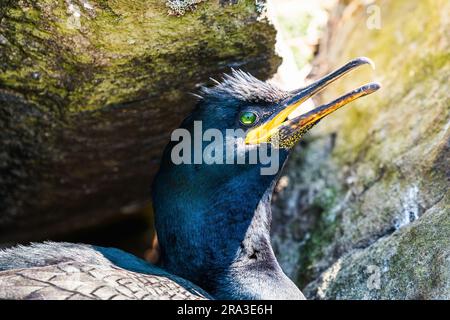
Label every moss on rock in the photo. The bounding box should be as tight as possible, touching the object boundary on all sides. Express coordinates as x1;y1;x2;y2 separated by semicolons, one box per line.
304;195;449;299
0;0;280;243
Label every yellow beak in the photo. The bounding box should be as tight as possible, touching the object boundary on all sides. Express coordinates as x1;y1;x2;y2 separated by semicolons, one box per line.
245;57;379;145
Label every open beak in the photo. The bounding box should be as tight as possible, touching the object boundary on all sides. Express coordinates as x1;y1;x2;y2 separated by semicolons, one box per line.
244;57;381;147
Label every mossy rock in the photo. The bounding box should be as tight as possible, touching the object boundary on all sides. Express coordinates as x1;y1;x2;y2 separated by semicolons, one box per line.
305;195;450;299
0;0;281;243
271;0;449;298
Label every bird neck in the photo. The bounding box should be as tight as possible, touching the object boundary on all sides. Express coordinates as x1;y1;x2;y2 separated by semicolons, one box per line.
209;182;303;299
153;162;302;299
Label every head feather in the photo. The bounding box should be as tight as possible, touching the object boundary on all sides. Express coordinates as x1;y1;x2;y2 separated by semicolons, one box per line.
199;69;290;104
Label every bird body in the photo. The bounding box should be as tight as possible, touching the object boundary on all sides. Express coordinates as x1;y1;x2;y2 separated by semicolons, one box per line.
0;58;379;300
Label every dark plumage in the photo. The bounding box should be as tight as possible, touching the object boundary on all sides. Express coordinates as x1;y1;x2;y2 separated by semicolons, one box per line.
0;58;379;300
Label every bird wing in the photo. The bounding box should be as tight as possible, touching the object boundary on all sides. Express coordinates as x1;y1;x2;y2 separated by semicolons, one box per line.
0;261;207;300
0;242;210;300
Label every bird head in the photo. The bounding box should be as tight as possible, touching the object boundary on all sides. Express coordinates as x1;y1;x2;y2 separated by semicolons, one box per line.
184;57;380;174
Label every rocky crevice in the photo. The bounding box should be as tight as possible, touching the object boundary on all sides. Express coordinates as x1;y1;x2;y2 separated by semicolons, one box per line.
0;0;281;247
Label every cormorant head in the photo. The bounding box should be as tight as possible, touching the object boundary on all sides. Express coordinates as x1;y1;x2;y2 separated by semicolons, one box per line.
152;57;380;299
179;57;379;173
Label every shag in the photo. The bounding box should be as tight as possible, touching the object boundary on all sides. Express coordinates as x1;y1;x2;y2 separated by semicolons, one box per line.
0;57;379;300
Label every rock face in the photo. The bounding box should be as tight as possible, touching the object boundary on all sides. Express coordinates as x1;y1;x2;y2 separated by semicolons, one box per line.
271;0;449;299
0;0;280;244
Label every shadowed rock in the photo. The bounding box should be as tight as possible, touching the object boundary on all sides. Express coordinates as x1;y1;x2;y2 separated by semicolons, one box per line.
0;0;280;244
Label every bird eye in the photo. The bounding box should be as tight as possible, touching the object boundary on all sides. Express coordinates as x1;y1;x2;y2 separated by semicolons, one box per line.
239;111;258;126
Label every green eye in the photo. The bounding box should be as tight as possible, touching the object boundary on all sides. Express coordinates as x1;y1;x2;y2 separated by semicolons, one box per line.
239;111;257;126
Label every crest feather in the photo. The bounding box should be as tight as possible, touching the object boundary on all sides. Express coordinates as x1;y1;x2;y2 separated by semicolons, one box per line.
199;69;290;103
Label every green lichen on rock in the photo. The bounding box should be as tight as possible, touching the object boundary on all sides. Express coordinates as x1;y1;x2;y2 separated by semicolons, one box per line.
166;0;207;16
272;0;449;298
0;0;280;244
1;0;280;113
305;195;449;299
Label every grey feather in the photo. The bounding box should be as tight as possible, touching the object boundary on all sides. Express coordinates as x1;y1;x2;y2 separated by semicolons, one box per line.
0;242;110;271
0;242;210;300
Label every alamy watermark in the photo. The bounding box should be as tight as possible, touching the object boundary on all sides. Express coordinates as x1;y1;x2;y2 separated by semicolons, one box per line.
366;4;382;30
170;121;280;175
